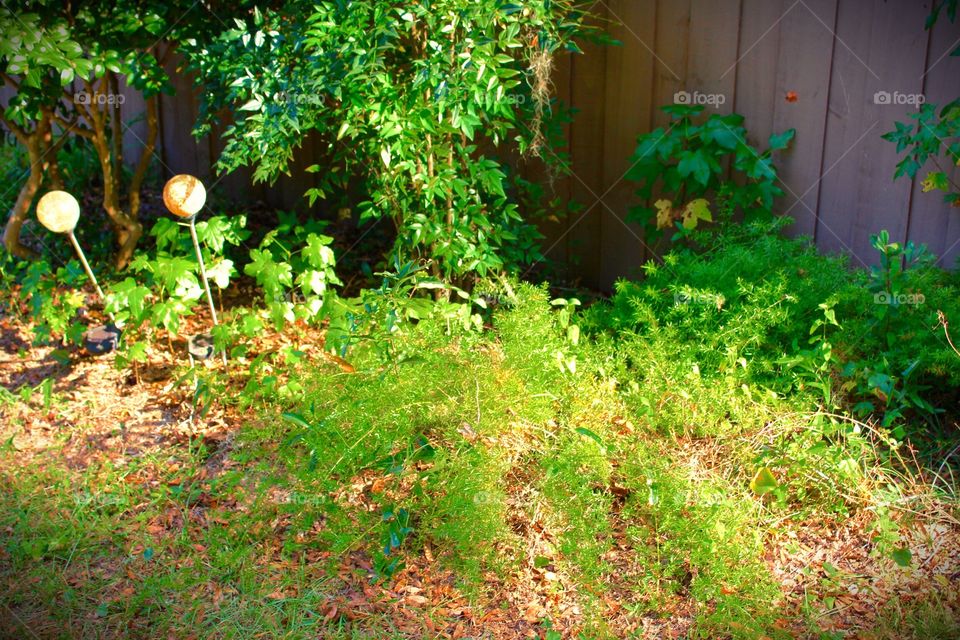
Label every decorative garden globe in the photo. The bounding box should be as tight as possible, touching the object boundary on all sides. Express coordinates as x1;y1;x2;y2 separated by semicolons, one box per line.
163;174;206;218
37;190;80;233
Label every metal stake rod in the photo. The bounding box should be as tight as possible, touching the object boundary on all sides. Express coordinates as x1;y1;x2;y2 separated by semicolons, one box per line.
188;217;227;365
67;230;117;325
67;231;106;300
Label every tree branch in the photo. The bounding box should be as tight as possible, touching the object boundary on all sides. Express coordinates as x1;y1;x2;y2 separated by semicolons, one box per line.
51;112;94;139
1;73;20;91
0;111;28;143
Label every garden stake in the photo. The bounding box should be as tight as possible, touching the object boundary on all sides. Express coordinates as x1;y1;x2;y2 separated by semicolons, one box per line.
36;190;121;354
162;174;227;365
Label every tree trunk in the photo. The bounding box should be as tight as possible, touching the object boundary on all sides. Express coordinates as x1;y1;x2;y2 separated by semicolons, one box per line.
2;163;42;259
86;78;144;270
1;115;50;260
127;95;158;223
43;110;65;191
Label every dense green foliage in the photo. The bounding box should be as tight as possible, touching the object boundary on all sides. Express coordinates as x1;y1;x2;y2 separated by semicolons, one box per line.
0;1;239;263
1;4;959;637
8;244;958;636
185;1;595;280
585;218;960;442
885;100;960;209
625;104;795;242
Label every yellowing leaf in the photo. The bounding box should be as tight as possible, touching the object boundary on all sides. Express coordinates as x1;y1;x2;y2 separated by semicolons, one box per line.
749;466;778;496
921;172;949;193
681;198;712;230
654;199;674;229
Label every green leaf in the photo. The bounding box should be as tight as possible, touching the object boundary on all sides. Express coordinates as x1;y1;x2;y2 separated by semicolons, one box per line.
302;233;335;268
677;151;712;186
127;341;148;363
922;171;950;193
681;198;712;229
891;547;912;567
749;466;778;495
206;259;234;289
280;413;313;429
240;313;263;337
768;128;796;151
575;427;604;447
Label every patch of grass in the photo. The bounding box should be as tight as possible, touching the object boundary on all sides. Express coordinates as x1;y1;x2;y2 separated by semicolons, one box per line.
869;590;960;639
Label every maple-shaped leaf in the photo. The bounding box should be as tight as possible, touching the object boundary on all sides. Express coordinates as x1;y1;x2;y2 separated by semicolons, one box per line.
921;172;949;193
302;233;336;268
681;198;712;230
206;258;235;289
654;199;674;229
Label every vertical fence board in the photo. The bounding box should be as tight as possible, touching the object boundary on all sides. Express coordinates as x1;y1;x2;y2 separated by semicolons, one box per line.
116;76;148;171
530;49;573;271
158;56;203;179
686;0;741;114
651;0;690;129
565;5;609;286
772;0;837;238
733;0;783;151
816;0;930;266
598;0;657;286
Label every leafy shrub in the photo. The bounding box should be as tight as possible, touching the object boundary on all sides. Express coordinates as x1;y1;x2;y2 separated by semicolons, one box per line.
626;105;794;242
186;1;598;281
582;217;848;433
884;100;960;209
884;1;959;210
19;258;90;346
583;218;960;441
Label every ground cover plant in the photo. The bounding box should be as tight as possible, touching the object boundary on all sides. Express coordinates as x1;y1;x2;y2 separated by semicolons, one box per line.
3;224;960;638
1;1;960;639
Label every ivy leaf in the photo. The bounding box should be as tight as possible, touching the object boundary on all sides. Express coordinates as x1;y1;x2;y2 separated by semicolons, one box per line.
150;218;182;251
206;258;234;289
240;312;263;337
302;233;335;268
126;341;148;363
654;199;674;229
152;299;192;334
299;269;327;295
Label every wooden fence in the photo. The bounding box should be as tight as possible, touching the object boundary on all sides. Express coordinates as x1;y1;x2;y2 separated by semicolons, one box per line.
544;0;960;288
12;0;960;289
